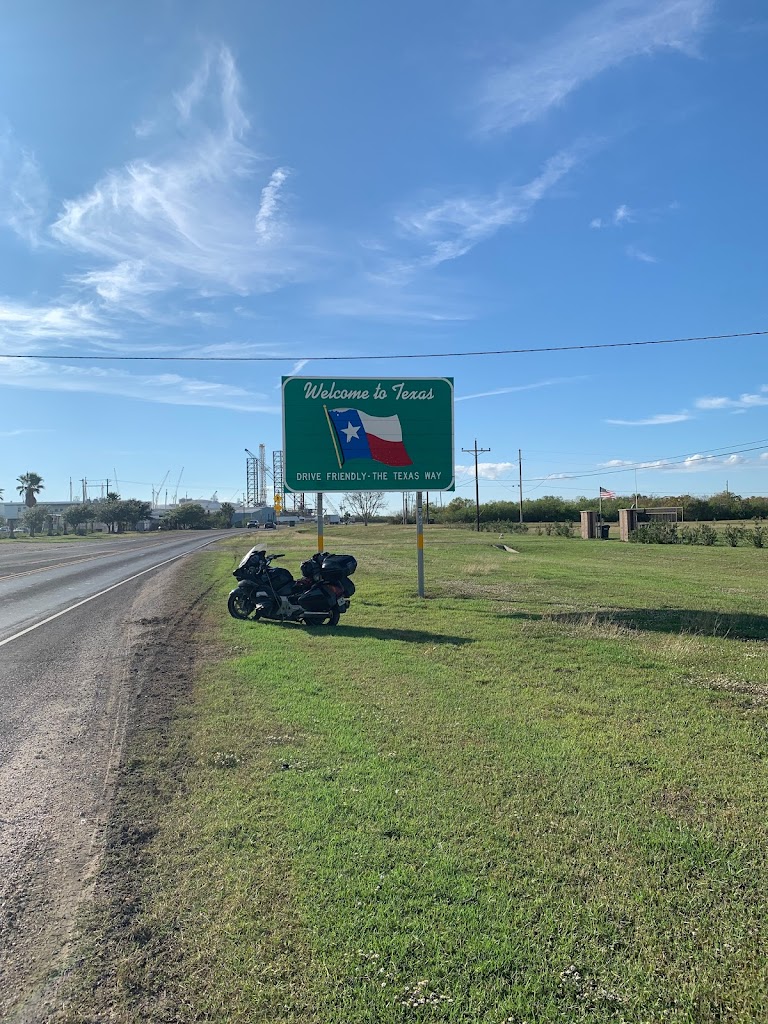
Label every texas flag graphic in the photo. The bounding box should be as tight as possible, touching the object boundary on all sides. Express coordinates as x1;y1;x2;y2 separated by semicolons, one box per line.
326;407;412;467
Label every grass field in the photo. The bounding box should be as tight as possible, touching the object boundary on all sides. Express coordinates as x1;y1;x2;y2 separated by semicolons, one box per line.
63;526;768;1023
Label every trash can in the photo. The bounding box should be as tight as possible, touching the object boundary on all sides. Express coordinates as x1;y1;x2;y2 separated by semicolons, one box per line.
597;524;610;539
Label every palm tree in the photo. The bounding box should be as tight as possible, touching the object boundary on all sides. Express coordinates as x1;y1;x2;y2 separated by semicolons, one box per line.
17;472;44;508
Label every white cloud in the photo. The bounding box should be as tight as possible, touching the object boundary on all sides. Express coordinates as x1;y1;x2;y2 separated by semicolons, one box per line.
0;126;49;246
696;391;768;411
255;168;291;240
0;356;279;413
455;462;516;480
599;453;753;474
678;453;746;472
605;412;691;426
613;204;634;225
474;0;712;135
599;457;669;470
51;46;314;311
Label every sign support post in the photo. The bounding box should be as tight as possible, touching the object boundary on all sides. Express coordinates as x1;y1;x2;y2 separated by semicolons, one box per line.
317;492;324;554
416;490;425;598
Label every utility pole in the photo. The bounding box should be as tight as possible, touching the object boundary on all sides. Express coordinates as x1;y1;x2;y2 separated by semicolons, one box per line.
462;439;491;532
518;449;524;524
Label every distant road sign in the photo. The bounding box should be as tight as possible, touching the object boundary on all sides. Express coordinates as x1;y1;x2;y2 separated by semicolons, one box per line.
283;377;454;492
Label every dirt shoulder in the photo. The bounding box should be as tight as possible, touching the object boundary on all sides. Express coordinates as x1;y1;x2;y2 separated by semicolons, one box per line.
4;556;218;1024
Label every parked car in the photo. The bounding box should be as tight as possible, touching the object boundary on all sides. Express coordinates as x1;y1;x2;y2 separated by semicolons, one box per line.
264;521;276;529
246;521;259;528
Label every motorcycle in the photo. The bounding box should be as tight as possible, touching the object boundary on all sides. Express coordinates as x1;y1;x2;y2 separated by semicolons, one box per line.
227;547;357;627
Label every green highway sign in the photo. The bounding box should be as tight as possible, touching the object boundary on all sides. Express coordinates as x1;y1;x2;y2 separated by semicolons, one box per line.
282;377;454;492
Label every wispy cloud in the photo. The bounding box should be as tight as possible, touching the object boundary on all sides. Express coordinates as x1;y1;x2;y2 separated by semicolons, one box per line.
605;412;690;425
392;149;580;275
316;292;474;322
457;376;585;401
696;388;768;411
0;299;114;346
0;356;280;412
591;203;635;228
0;427;53;438
51;46;316;313
626;244;658;263
474;0;712;135
0;125;49;246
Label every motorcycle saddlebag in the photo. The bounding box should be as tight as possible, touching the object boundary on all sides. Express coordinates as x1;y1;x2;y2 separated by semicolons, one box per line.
339;577;356;597
298;585;333;613
321;553;357;577
267;566;295;595
300;557;321;580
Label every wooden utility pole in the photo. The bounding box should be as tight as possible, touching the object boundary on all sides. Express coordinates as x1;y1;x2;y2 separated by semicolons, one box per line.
462;439;491;532
518;449;524;523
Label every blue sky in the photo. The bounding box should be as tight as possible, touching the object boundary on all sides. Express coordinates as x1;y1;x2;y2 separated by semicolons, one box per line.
1;0;766;508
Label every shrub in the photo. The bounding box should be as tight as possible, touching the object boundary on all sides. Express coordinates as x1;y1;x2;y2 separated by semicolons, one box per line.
629;522;680;544
481;521;529;534
751;521;765;548
723;525;744;547
697;524;718;546
541;521;575;537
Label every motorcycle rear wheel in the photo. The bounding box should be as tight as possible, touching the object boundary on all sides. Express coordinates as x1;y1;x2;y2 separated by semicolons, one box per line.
228;591;256;620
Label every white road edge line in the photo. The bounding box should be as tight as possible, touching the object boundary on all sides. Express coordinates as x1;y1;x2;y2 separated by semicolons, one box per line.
0;551;187;649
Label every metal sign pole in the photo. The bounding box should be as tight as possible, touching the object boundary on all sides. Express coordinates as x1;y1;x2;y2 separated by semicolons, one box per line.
416;490;425;598
317;492;324;554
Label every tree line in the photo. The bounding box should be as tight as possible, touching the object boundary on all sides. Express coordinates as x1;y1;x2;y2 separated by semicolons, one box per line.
431;491;768;525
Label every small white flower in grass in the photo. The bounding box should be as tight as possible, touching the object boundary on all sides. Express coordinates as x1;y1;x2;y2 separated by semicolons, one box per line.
210;751;241;768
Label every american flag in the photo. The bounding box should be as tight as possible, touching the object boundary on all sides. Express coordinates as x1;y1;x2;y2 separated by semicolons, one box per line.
600;486;616;498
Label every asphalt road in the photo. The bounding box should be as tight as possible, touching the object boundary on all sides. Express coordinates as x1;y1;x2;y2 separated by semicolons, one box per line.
0;532;227;1022
0;533;225;646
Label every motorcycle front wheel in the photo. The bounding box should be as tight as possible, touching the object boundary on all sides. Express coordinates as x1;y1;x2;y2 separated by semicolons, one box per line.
228;590;257;620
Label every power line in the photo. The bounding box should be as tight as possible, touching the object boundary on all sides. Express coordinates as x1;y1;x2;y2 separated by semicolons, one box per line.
457;438;768;488
1;329;766;362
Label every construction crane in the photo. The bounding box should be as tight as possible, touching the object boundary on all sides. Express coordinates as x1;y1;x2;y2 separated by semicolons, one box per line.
172;467;184;505
153;470;170;508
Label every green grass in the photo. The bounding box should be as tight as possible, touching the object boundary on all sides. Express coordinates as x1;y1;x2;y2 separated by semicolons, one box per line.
62;527;768;1023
